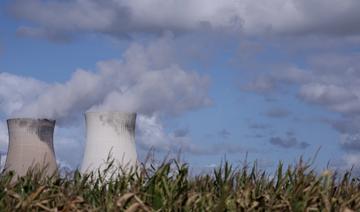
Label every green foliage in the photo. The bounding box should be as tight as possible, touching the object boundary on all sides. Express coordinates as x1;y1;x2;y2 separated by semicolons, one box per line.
0;158;360;211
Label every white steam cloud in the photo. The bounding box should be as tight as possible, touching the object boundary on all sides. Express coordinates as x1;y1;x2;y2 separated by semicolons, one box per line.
1;35;210;123
0;73;48;116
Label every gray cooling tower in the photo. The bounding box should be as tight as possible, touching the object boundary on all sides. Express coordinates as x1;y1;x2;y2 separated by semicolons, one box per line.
4;118;57;176
80;112;138;173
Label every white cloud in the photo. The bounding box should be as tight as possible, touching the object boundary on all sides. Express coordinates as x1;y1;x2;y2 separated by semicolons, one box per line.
298;83;360;114
246;53;360;116
0;73;47;115
136;114;207;154
136;114;171;151
9;0;360;40
340;133;360;151
244;66;310;94
1;35;210;123
245;53;360;160
342;153;360;174
295;54;360;115
343;153;360;166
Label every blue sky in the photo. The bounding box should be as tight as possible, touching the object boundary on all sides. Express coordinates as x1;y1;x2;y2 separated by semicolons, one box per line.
1;0;360;173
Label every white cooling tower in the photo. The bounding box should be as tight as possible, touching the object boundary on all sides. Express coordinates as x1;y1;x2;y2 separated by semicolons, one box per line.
80;112;138;173
4;118;57;176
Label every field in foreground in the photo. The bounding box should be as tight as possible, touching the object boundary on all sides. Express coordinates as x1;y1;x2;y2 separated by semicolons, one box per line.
0;158;359;211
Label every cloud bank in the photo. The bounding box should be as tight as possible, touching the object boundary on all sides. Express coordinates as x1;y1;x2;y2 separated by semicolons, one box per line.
245;52;360;169
9;0;360;41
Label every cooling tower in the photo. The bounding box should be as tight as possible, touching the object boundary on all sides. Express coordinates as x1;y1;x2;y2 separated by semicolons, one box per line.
80;112;138;174
4;118;57;177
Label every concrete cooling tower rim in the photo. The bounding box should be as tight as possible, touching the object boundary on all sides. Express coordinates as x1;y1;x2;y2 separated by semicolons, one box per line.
7;118;55;122
85;111;136;115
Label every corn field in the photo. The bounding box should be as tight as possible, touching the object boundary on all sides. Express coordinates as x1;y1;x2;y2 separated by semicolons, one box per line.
0;158;359;211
